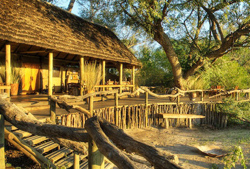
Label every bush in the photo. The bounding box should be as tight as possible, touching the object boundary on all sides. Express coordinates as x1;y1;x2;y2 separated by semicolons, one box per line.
216;98;250;125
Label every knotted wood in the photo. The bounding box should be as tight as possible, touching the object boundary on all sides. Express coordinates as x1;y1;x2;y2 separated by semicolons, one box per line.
85;117;136;169
86;117;182;169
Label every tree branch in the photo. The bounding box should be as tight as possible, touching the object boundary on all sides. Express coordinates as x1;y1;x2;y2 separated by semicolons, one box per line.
67;0;75;13
97;117;182;169
201;5;223;42
0;97;89;143
85;117;137;169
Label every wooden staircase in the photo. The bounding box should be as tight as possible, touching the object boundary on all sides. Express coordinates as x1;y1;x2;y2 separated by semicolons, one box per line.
5;126;114;169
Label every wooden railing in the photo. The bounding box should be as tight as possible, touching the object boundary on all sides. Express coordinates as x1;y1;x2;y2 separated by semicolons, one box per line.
53;87;250;129
57;102;227;129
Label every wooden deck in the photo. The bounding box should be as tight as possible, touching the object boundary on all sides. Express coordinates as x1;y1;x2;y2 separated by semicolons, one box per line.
9;93;225;120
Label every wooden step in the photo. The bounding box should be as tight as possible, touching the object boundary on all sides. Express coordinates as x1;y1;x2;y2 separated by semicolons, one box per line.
5;125;18;131
80;160;114;169
55;153;74;168
80;159;88;169
13;130;33;138
35;141;59;154
55;153;88;168
45;147;73;163
23;135;49;146
105;162;115;169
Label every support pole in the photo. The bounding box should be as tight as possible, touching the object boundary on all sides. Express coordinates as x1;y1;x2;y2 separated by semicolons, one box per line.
176;95;180;105
48;52;53;97
132;66;135;92
102;61;106;101
145;91;148;127
119;63;123;94
88;139;104;169
115;92;119;126
0;114;5;169
200;91;204;102
102;60;105;91
89;96;94;117
88;95;104;169
236;91;239;101
74;152;80;169
80;56;84;96
50;98;56;123
5;43;11;97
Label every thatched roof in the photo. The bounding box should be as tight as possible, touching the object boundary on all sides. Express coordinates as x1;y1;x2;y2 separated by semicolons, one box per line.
0;0;140;67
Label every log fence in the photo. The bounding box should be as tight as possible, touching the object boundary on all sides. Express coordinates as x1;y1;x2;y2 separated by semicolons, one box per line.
57;102;227;129
55;87;250;130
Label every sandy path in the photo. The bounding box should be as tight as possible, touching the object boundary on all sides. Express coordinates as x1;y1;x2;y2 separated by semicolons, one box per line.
125;127;250;169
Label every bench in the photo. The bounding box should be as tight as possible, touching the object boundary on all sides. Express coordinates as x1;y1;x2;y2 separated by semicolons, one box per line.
156;113;205;129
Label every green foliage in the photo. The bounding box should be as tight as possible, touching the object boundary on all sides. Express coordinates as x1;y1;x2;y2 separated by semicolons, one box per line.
136;46;173;86
211;164;219;169
216;98;250;125
0;58;24;84
223;146;247;169
182;75;208;90
196;56;250;90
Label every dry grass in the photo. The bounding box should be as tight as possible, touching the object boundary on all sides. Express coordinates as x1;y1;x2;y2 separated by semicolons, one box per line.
83;62;102;92
183;75;208;90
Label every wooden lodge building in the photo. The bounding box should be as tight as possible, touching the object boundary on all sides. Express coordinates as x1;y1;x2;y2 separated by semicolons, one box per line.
0;0;141;97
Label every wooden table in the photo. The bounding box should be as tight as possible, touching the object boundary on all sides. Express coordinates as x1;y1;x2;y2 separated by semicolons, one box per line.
156;113;205;129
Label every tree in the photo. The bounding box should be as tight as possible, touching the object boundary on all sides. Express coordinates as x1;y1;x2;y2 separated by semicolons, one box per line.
137;46;173;86
114;0;250;89
195;56;250;90
42;0;76;13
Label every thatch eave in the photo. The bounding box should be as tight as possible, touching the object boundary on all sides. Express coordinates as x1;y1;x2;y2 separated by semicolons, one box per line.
0;0;141;68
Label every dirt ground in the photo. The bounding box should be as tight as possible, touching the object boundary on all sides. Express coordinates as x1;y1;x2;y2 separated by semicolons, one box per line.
5;125;250;169
125;125;250;169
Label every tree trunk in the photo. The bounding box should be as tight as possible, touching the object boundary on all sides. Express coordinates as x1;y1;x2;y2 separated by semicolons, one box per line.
67;0;75;13
85;117;136;169
97;117;181;169
0;97;89;143
154;28;184;89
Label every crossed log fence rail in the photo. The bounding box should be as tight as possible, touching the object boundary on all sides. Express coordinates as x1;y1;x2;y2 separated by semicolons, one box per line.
55;86;248;129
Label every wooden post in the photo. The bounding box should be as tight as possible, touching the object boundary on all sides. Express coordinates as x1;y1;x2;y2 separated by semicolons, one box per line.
132;66;135;92
236;91;239;101
89;96;94;117
74;152;79;169
102;61;106;91
5;43;11;97
119;63;123;93
88;139;104;169
189;118;192;129
145;91;148;127
48;52;53;97
165;118;169;129
0;114;5;169
102;61;106;101
200;91;204;101
176;95;180;105
88;95;104;169
80;56;84;96
115;92;119;126
50;98;56;123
